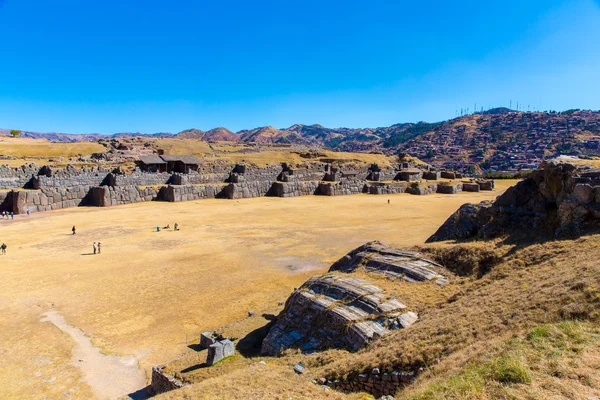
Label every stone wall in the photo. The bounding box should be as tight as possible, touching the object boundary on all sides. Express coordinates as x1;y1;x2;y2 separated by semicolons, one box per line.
406;183;438;195
88;185;159;207
437;183;463;194
317;180;366;196
326;369;415;398
0;164;38;189
111;172;171;187
222;181;274;199
0;161;472;213
269;181;320;197
156;184;225;202
364;182;408;195
228;165;281;183
33;173;108;189
150;365;186;395
1;186;91;214
279;164;325;182
0;163;39;178
462;182;480;192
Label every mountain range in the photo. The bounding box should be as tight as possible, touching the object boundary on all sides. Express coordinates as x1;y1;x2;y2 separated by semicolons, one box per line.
3;108;600;159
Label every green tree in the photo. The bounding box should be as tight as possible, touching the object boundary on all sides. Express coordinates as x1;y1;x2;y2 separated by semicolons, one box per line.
10;129;21;138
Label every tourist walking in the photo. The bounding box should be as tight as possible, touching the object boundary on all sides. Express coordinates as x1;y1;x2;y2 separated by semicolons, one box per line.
10;212;14;220
174;223;179;231
387;199;390;204
1;243;6;255
72;226;76;235
97;242;101;254
93;242;97;255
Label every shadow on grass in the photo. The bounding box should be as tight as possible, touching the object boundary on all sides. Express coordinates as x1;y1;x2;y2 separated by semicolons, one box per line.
187;343;205;352
181;362;208;373
236;321;274;358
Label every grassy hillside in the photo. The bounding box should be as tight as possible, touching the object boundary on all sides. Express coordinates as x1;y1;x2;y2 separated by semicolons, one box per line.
157;231;600;399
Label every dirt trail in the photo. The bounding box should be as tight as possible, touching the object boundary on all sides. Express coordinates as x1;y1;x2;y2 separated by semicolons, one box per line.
41;311;147;400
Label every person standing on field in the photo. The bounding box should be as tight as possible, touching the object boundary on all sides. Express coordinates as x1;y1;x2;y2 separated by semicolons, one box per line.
97;242;101;254
72;226;76;235
1;243;6;255
93;242;97;255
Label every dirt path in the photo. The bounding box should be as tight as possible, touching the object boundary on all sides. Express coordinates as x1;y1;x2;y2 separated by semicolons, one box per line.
41;311;147;400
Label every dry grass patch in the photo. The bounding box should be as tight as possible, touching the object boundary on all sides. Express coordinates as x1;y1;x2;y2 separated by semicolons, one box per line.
154;138;214;156
403;321;600;400
0;139;105;158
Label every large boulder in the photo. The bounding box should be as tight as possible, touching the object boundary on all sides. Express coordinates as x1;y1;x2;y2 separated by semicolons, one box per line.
329;241;447;284
427;161;600;242
261;274;417;356
426;202;491;243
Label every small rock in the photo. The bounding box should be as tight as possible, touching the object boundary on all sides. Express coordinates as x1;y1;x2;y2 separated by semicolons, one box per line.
248;310;256;317
294;363;306;374
372;368;380;375
318;377;327;384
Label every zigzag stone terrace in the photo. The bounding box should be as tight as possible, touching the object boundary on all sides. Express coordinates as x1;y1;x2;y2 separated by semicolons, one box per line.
0;156;494;214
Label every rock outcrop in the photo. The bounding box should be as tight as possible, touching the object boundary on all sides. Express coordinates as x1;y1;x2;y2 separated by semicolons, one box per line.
427;161;600;242
329;241;447;285
261;274;417;356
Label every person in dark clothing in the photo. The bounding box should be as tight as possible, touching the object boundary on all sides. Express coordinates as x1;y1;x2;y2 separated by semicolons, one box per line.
97;242;101;254
1;243;6;255
72;226;76;235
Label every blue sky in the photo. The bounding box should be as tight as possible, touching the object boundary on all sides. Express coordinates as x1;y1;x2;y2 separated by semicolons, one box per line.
1;0;599;134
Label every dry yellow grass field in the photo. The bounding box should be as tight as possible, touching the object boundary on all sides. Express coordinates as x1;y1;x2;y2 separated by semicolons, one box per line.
0;136;106;158
0;184;515;399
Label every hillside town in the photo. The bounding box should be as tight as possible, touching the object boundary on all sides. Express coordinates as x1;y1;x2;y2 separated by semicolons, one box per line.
396;109;600;174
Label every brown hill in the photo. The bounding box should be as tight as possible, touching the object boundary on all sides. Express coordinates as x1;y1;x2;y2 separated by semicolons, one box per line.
176;128;205;140
202;127;240;142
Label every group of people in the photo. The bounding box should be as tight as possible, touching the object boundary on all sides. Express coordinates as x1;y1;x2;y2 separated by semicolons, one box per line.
156;223;179;232
1;211;14;220
92;242;102;255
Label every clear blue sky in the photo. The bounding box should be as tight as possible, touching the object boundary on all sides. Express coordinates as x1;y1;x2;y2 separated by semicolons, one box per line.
1;0;599;134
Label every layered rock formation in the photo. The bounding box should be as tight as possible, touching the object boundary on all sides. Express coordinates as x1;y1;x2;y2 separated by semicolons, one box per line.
329;241;447;285
427;161;600;242
261;274;417;356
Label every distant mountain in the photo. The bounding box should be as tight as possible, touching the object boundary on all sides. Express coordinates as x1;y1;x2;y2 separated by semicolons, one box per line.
204;127;240;142
0;129;173;142
4;109;600;174
176;129;205;140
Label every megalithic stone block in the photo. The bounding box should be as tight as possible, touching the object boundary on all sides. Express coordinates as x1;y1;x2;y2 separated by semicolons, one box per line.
206;342;224;366
200;332;216;349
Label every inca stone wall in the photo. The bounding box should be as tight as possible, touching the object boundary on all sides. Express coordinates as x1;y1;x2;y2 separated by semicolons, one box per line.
316;180;366;196
270;181;320;197
156;184;225;202
0;164;39;189
0;161;485;214
222;180;274;199
364;182;408;195
150;366;186;395
326;369;415;398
